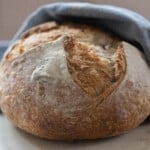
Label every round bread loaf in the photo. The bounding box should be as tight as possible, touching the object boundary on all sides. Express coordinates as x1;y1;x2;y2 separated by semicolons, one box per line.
0;22;150;140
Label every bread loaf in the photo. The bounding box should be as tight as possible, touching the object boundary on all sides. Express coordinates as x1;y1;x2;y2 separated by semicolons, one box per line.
0;22;150;140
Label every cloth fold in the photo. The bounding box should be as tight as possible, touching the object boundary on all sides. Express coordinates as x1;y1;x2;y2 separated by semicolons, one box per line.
0;2;150;64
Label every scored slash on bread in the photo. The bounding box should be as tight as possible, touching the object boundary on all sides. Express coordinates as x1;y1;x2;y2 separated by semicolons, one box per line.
63;36;126;101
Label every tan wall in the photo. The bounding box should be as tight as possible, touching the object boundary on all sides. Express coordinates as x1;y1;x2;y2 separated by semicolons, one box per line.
0;0;150;40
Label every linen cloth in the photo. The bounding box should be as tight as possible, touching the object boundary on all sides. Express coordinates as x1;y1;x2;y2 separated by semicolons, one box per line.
0;2;150;64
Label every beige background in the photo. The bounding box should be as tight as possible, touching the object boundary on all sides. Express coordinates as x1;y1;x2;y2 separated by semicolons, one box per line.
0;0;150;40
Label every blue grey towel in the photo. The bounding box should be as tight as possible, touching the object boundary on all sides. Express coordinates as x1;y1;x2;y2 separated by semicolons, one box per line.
0;41;10;60
0;2;150;64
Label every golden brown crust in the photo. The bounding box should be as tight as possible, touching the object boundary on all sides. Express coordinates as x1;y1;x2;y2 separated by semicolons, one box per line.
0;22;150;140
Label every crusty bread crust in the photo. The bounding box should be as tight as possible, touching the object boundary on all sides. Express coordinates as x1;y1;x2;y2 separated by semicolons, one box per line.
0;22;150;140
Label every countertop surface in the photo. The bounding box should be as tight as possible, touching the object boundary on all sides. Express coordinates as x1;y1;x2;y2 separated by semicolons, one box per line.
1;114;150;150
